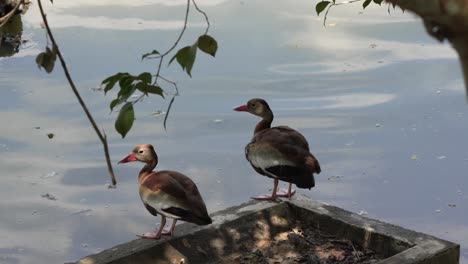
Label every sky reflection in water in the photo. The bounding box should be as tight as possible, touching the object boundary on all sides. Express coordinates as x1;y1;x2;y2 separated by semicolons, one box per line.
0;0;467;263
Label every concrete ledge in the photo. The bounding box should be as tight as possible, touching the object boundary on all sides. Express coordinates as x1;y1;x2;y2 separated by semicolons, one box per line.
73;195;460;264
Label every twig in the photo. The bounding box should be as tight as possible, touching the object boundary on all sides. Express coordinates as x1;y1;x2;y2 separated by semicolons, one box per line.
37;0;117;186
163;96;176;131
191;0;210;35
150;0;190;130
158;75;179;95
322;0;362;26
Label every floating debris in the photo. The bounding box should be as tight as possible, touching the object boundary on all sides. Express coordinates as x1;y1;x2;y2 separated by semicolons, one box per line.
369;44;377;48
375;123;381;128
90;87;103;92
457;190;463;195
436;90;441;94
410;154;418;160
435;209;442;213
41;193;57;201
81;243;88;248
437;155;446;160
151;111;166;118
448;204;456;208
47;133;54;139
213;119;224;123
71;209;92;215
357;210;368;216
327;175;343;181
33;126;40;129
41;171;58;179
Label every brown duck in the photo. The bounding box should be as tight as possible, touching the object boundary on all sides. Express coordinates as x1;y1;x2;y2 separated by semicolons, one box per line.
234;98;321;200
119;144;212;239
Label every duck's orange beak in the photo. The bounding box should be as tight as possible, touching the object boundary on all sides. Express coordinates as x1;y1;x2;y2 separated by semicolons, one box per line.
233;104;248;111
118;153;137;164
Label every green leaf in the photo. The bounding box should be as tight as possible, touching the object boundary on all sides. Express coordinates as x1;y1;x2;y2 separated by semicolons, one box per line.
141;50;160;61
118;76;134;95
136;82;165;98
197;35;218;57
102;72;129;94
137;72;152;84
363;0;372;9
36;53;45;68
36;47;57;73
169;44;197;77
110;98;122;112
117;84;136;104
316;1;331;16
115;102;135;138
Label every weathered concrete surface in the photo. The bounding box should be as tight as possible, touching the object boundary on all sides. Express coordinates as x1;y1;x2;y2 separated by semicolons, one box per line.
72;195;459;264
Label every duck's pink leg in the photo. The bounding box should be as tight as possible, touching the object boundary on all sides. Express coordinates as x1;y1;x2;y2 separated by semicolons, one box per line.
138;215;166;239
252;179;280;200
162;219;177;236
277;183;296;199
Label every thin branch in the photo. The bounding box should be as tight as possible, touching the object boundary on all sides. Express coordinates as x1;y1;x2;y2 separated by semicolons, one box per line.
191;0;210;35
163;96;176;131
323;4;333;26
158;0;191;58
158;75;179;95
37;0;117;186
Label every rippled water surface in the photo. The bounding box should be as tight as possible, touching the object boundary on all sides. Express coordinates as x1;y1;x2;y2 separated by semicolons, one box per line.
1;1;467;263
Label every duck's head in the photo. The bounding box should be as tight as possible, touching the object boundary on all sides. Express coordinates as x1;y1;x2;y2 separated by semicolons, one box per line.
233;98;272;118
118;144;157;164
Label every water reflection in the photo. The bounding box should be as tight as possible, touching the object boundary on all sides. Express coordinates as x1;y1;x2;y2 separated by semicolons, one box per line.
0;0;467;263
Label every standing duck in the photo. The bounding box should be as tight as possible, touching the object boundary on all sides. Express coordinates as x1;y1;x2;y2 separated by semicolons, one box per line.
234;98;321;200
119;144;212;239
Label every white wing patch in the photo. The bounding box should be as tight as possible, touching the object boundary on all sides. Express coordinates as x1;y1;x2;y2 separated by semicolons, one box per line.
247;144;295;176
140;190;188;219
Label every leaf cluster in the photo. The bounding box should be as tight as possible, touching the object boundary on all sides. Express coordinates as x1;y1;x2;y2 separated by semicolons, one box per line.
167;34;218;77
101;33;218;138
315;0;387;17
101;72;164;138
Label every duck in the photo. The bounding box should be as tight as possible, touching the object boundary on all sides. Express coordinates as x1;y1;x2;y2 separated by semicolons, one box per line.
118;144;212;239
234;98;321;200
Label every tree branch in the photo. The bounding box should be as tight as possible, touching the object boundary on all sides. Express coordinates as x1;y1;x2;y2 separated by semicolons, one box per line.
37;0;117;186
191;0;210;35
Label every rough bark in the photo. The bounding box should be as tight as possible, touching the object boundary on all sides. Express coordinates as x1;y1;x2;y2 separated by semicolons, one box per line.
385;0;468;98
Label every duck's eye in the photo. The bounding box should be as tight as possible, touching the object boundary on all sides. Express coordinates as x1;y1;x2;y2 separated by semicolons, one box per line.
251;103;256;107
138;150;144;154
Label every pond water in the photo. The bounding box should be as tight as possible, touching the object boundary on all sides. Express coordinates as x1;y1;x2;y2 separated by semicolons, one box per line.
0;0;467;263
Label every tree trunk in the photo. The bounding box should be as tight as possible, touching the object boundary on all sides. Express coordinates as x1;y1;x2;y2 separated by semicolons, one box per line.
385;0;468;97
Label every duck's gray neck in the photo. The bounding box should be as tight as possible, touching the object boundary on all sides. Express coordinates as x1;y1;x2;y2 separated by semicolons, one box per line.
138;151;158;181
254;112;273;135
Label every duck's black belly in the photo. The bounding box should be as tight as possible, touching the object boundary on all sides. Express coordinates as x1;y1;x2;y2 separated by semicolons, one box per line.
251;163;315;189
